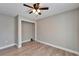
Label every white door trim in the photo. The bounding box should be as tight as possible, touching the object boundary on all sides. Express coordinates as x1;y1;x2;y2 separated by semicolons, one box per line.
17;15;37;48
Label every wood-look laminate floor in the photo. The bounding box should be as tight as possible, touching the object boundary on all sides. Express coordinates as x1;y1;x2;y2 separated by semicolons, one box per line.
0;41;78;56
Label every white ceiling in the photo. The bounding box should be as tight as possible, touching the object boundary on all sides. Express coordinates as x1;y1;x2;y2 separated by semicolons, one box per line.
0;3;79;20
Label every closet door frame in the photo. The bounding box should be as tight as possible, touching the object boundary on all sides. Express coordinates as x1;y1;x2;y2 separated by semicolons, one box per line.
17;15;37;48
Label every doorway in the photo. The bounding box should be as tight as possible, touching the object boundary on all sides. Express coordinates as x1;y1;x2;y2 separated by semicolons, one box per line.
21;21;35;43
17;16;37;48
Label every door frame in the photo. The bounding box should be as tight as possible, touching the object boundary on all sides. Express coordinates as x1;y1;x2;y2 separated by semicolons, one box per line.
17;15;37;48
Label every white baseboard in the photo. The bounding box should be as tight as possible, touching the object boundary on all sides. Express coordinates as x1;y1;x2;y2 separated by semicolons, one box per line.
1;40;79;55
22;40;30;43
22;39;37;43
37;40;79;55
0;40;30;50
0;43;16;50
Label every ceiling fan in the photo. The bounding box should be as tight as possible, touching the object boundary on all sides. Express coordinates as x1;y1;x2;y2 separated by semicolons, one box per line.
23;3;49;15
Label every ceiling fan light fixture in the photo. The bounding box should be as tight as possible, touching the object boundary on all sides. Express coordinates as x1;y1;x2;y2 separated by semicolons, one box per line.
23;3;49;15
37;9;40;13
33;9;36;13
35;12;38;15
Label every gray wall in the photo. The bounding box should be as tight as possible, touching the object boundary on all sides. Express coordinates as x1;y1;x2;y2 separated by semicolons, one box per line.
15;16;18;45
37;8;79;52
0;14;35;48
0;14;15;47
22;21;35;42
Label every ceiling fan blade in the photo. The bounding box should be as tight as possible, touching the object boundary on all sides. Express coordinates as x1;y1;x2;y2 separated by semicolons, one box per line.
38;12;41;15
29;11;33;14
33;3;40;9
23;4;33;8
37;3;40;6
37;3;40;9
39;7;49;10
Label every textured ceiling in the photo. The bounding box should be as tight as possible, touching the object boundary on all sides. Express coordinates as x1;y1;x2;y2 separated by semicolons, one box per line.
0;3;79;20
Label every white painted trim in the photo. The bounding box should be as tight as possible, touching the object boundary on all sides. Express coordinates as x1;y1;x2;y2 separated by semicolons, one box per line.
18;15;22;48
0;43;16;50
37;40;79;55
21;19;35;23
18;15;37;48
0;40;30;50
22;40;30;43
19;15;36;23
